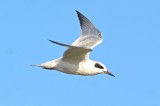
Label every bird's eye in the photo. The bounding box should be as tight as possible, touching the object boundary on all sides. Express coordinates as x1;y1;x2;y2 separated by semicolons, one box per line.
94;63;104;69
98;32;101;36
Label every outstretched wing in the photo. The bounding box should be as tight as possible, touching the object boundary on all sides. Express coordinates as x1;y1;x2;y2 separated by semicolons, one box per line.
49;11;102;63
49;40;92;63
72;11;103;49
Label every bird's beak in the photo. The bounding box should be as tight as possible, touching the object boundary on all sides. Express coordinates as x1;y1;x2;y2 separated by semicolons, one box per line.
104;70;115;77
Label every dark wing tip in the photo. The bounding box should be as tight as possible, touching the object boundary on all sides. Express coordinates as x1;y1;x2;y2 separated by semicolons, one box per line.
76;10;79;13
76;10;83;17
48;39;55;44
75;10;101;38
76;10;80;14
48;40;71;47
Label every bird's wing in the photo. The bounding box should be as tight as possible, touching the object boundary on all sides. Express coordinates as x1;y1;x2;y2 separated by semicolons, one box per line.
49;40;92;63
49;11;102;63
72;11;103;49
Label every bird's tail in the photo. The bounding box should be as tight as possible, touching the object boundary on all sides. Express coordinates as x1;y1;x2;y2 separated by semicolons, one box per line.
31;64;43;67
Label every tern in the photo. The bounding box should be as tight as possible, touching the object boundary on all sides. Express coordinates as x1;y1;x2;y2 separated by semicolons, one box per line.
34;10;115;77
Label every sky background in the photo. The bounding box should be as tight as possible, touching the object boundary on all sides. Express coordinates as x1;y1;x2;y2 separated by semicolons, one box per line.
0;0;160;106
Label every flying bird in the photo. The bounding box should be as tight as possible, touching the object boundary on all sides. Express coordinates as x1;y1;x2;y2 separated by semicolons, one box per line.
34;10;115;77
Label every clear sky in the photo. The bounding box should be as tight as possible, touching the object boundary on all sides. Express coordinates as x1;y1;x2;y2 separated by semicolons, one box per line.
0;0;160;106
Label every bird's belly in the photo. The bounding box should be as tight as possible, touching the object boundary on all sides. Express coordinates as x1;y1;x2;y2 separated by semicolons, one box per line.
76;69;99;76
56;62;78;74
59;67;98;76
56;61;99;76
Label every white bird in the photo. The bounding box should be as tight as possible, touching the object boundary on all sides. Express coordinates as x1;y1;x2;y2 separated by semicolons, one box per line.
34;10;115;77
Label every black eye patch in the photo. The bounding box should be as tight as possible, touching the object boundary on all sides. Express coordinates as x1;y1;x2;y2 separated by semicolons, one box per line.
94;63;104;69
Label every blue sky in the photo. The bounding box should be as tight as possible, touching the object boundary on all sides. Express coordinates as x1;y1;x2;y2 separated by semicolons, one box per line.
0;0;160;106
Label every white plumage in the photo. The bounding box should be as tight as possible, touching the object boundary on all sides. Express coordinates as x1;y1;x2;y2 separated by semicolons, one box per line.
34;10;115;77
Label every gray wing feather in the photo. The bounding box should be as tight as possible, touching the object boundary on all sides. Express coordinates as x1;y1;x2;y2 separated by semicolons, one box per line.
49;40;75;48
49;11;103;62
76;11;102;37
49;40;92;63
72;11;102;48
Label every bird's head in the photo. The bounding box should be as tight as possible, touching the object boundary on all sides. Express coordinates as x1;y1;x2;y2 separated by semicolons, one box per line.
94;62;115;77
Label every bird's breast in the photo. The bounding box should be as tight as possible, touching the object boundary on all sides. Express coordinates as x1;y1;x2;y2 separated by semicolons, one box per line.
75;61;100;75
